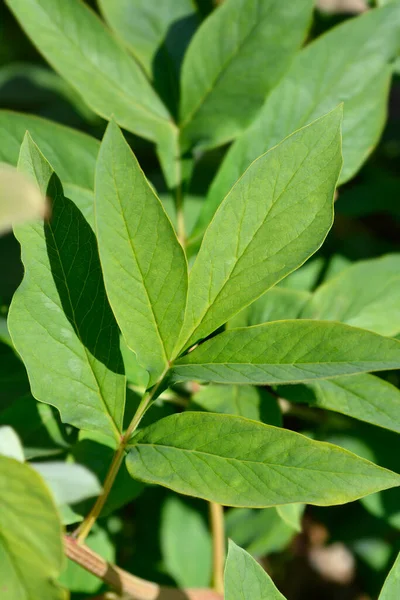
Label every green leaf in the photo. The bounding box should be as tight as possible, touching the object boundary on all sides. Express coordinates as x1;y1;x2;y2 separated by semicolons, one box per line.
161;495;212;588
95;122;188;384
175;108;342;353
98;0;198;116
0;456;66;599
180;0;313;150
302;254;400;336
226;507;295;556
277;374;400;434
0;110;99;224
380;552;400;599
59;524;114;594
6;0;176;159
276;504;304;533
228;288;311;329
173;320;400;385
8;133;126;441
126;411;400;507
31;462;101;506
196;2;400;237
191;384;282;426
0;426;24;461
225;540;286;600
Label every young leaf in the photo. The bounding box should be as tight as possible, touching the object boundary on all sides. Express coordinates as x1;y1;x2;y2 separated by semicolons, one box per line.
196;2;400;237
173;320;400;385
379;552;400;599
276;504;305;533
302;254;400;336
0;110;99;224
0;456;66;599
180;0;313;150
95;122;188;384
191;384;282;426
98;0;198;116
278;374;400;434
225;540;286;600
6;0;175;150
8;134;126;441
126;412;400;507
175;108;342;353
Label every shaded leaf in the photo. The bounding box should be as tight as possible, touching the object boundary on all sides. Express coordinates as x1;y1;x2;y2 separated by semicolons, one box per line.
8;133;125;441
176;108;342;353
180;0;313;150
278;374;400;433
95;122;187;384
32;462;101;506
225;540;286;600
173;320;400;385
197;2;400;236
0;456;66;599
126;412;400;507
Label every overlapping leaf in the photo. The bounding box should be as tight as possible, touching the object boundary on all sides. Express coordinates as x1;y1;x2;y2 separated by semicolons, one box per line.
126;412;400;507
173;321;400;385
180;0;313;150
8;133;126;441
175;108;342;353
225;540;286;600
194;1;400;238
95;122;188;384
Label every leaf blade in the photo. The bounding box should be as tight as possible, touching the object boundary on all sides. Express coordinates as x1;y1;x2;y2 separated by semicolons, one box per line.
126;412;400;507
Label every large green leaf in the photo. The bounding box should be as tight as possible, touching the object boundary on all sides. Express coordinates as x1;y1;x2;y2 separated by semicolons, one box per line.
380;552;400;599
302;254;400;336
8;133;125;441
225;540;286;600
173;320;400;385
6;0;176;159
95;122;188;384
126;412;400;507
98;0;198;116
195;2;400;238
0;110;99;223
180;0;313;150
175;108;342;353
0;456;65;599
278;374;400;434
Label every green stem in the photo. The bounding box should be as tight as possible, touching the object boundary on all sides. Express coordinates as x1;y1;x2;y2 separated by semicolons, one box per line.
176;180;186;248
74;369;169;543
209;502;225;594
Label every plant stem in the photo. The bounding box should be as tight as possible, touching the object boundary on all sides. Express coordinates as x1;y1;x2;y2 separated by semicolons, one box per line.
209;502;225;594
175;181;186;248
74;369;169;543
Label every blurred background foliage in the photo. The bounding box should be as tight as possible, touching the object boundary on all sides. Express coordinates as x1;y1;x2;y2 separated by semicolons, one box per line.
0;1;399;599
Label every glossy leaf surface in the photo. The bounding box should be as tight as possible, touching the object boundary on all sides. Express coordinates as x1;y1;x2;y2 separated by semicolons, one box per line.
126;412;400;507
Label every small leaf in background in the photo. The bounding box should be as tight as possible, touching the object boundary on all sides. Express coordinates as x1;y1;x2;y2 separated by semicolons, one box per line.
302;254;400;336
8;133;126;441
0;163;47;234
176;108;342;352
197;1;400;236
95;122;187;384
59;524;114;594
276;504;305;533
278;373;400;434
173;320;400;385
0;110;99;225
180;0;313;150
31;462;101;507
226;507;296;557
98;0;198;117
0;425;24;461
379;552;400;599
191;384;282;426
161;494;212;588
225;540;286;599
0;456;66;599
126;412;400;507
